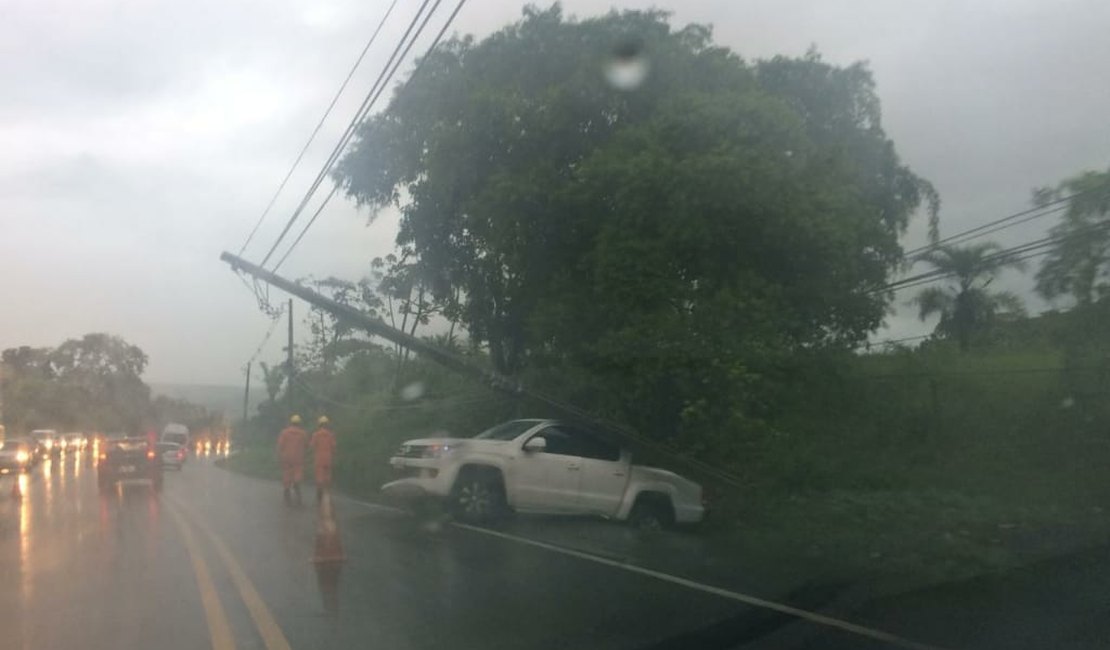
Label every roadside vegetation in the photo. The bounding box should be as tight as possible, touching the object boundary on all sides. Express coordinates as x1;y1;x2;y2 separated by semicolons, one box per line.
224;7;1110;593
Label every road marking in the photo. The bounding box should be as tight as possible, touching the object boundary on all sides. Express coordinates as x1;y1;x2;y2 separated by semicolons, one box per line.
166;505;237;650
453;523;947;650
170;498;293;650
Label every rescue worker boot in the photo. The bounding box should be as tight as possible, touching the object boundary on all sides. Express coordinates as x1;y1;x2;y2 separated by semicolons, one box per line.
283;487;292;507
293;483;303;506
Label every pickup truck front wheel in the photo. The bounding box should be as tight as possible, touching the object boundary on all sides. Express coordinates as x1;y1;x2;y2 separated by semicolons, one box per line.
451;469;506;523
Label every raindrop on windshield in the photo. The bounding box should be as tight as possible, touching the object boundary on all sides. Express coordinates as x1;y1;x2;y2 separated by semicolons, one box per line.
400;381;425;401
604;36;650;91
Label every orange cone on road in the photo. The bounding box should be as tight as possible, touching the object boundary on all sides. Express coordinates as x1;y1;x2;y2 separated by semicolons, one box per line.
311;491;345;564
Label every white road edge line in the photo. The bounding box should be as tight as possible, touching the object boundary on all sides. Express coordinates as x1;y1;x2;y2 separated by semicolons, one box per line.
452;522;948;650
347;498;945;649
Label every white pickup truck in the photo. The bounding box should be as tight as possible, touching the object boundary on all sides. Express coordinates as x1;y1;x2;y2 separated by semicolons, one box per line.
381;419;707;528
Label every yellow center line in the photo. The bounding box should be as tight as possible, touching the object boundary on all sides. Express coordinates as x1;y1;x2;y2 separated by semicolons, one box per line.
169;497;294;650
166;505;237;650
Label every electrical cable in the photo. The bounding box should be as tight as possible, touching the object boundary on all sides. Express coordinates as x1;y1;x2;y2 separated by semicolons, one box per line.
238;0;402;257
270;0;471;272
258;0;441;269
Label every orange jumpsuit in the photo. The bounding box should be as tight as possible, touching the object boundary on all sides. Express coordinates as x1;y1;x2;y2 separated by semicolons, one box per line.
276;426;307;488
309;427;337;486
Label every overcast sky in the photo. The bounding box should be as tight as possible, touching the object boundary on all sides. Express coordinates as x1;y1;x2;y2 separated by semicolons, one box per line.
2;0;1108;385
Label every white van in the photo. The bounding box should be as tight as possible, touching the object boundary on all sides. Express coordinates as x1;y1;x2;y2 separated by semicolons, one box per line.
161;423;190;451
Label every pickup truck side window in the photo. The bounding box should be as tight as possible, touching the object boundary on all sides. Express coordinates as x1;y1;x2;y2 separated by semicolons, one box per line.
529;427;582;457
560;426;621;462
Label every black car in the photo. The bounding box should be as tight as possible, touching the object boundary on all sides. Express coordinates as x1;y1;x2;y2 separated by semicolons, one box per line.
30;430;62;457
97;436;163;493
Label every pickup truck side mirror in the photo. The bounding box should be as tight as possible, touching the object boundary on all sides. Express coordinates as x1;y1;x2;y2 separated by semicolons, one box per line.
522;437;547;453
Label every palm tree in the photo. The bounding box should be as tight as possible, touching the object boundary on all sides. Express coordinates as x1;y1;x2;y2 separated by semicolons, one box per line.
911;243;1027;350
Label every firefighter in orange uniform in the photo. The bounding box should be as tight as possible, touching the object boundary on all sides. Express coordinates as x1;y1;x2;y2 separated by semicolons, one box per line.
277;414;308;506
309;415;337;504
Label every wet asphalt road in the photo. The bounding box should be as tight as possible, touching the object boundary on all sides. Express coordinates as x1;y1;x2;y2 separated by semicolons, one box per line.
1;451;1105;650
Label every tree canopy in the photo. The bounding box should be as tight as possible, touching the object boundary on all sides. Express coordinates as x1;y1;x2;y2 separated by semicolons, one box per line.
1;333;216;435
335;5;936;443
1035;167;1110;305
911;243;1026;350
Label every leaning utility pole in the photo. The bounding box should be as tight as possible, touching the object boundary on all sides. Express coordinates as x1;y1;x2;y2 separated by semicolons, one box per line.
220;251;742;488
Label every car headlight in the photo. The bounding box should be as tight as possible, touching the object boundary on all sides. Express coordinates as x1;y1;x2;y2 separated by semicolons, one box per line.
16;451;29;463
421;443;458;458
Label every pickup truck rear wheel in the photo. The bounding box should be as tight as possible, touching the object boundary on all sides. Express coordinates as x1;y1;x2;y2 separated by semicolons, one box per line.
451;469;506;523
629;494;675;531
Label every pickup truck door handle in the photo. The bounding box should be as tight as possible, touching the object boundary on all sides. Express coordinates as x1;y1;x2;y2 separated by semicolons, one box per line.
567;465;581;471
613;472;625;477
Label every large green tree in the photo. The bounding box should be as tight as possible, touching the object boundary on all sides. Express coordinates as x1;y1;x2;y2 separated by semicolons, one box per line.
1;334;151;432
1035;167;1110;305
335;6;935;443
911;243;1026;351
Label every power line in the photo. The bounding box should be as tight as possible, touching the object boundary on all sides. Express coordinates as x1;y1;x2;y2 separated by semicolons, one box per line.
292;375;502;411
907;203;1070;259
271;0;470;273
246;305;287;366
238;0;402;257
890;248;1055;294
258;0;441;269
864;334;932;348
882;217;1110;294
903;188;1106;259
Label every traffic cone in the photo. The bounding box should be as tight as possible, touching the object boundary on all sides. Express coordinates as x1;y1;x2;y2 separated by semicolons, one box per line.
311;491;345;564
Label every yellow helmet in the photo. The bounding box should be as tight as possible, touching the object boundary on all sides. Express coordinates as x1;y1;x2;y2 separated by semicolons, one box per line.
290;414;302;425
317;415;330;426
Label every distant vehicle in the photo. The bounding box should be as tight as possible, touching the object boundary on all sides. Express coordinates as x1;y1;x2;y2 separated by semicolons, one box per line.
382;419;707;529
0;438;36;474
63;432;87;452
156;442;186;470
30;430;62;457
161;423;190;450
97;437;162;493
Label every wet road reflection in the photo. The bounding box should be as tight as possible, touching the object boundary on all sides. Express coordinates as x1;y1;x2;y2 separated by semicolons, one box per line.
0;452;795;650
0;454;209;650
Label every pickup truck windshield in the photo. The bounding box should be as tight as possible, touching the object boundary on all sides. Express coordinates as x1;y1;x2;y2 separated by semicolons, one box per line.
472;420;537;441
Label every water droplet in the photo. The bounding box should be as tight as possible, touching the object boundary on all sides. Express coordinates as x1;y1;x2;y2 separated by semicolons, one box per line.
400;381;425;401
604;37;650;91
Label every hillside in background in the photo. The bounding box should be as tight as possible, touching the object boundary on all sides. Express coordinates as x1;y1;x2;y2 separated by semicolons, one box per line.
150;382;262;419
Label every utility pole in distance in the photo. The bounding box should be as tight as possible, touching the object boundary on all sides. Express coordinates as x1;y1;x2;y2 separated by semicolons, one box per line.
286;298;295;408
242;362;251;424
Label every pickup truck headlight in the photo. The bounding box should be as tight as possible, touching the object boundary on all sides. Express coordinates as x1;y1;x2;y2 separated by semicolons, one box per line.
421;444;451;458
16;451;29;463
